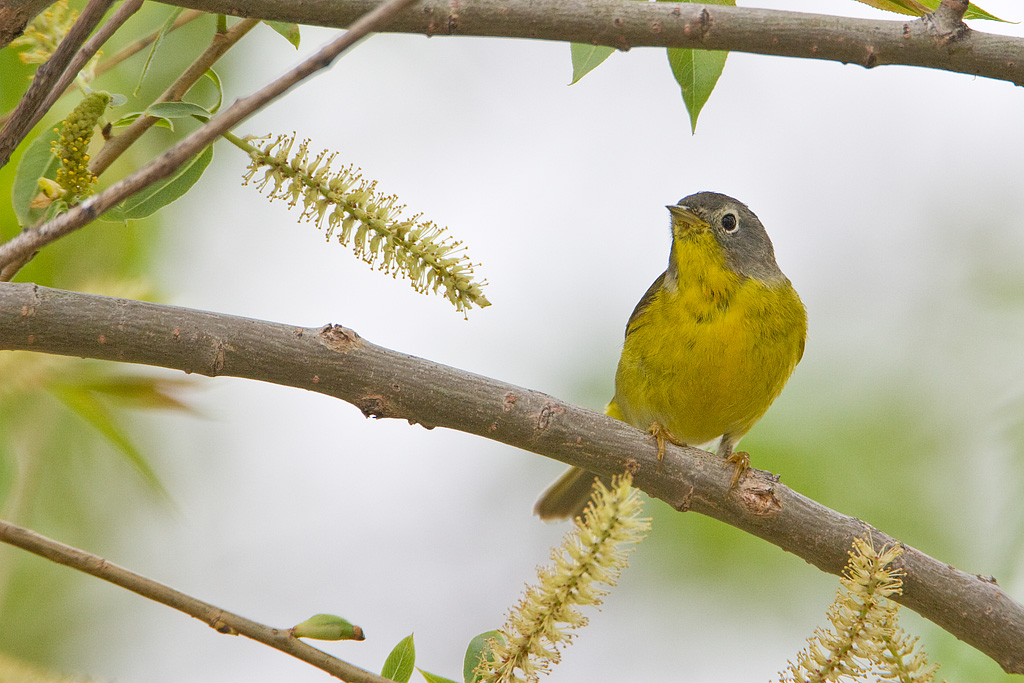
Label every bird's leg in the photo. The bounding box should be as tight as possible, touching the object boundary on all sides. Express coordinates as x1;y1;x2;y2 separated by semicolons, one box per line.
647;422;681;461
719;436;749;489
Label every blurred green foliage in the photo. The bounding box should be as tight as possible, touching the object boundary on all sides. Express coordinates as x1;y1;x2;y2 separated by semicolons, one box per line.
0;2;214;671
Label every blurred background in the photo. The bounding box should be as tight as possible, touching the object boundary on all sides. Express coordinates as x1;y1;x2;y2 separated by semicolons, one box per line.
3;0;1024;681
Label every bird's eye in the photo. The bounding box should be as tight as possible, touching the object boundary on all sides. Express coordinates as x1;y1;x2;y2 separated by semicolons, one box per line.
721;213;738;233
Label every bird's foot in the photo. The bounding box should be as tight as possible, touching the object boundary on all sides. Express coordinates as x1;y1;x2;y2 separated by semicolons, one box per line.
726;451;750;489
647;422;681;462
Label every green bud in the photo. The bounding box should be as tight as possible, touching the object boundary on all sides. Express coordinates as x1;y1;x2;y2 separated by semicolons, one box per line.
291;613;365;641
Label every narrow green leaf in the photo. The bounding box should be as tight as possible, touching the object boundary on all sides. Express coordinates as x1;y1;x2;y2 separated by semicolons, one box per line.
569;43;615;84
11;127;61;227
112;112;174;130
853;0;930;14
146;101;212;121
263;20;301;48
667;47;728;133
851;0;1006;21
136;7;185;96
463;631;501;683
202;69;224;114
76;377;195;412
382;634;416;683
50;385;168;496
100;144;213;222
419;670;458;683
963;5;1007;21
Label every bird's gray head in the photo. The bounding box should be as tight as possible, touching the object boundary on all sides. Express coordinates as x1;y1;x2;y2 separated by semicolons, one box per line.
667;191;785;282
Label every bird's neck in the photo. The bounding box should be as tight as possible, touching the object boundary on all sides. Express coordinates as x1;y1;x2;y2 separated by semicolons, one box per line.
665;232;741;298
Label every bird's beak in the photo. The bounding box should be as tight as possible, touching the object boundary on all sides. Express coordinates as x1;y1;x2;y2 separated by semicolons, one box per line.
666;204;709;232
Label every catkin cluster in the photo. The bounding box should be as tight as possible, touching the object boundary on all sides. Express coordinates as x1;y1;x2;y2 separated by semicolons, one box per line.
476;474;650;683
780;538;941;683
53;92;110;200
241;134;490;314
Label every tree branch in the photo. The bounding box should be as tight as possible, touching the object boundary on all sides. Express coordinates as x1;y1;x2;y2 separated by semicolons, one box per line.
152;0;1024;85
0;282;1021;674
0;518;391;683
0;0;55;50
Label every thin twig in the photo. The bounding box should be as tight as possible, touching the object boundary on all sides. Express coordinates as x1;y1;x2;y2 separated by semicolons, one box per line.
90;17;260;176
0;0;117;169
96;8;207;77
0;518;391;683
0;282;1021;675
927;0;971;38
0;0;420;277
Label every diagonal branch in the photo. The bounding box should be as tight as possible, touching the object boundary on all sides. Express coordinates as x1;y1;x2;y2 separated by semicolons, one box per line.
0;282;1021;674
0;518;391;683
151;0;1024;85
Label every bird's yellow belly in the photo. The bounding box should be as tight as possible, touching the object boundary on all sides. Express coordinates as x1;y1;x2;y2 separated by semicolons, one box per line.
612;277;805;446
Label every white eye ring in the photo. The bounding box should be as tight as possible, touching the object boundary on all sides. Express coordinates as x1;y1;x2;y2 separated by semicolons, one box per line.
721;212;739;233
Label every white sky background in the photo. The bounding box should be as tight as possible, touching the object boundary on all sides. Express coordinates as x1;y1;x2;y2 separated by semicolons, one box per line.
65;1;1024;681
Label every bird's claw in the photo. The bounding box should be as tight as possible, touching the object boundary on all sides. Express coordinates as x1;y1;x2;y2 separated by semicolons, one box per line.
647;422;681;463
726;451;750;489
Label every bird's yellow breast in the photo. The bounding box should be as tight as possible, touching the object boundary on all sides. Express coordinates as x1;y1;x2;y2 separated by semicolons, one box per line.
611;231;806;446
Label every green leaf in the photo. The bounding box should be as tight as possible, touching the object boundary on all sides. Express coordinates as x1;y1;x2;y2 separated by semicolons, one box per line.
569;43;615;84
202;69;224;114
851;0;1006;21
49;384;168;497
76;377;195;412
11;127;61;227
463;631;501;683
667;47;728;133
963;5;1007;21
111;112;172;129
663;0;734;132
382;634;416;683
419;670;458;683
100;143;213;222
136;7;185;96
146;101;212;121
853;0;931;14
263;20;301;48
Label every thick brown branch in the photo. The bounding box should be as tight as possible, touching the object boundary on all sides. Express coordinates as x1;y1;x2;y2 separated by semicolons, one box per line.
153;0;1024;85
0;519;390;683
0;282;1021;674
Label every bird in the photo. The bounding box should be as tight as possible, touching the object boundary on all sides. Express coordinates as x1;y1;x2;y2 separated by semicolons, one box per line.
534;192;807;521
